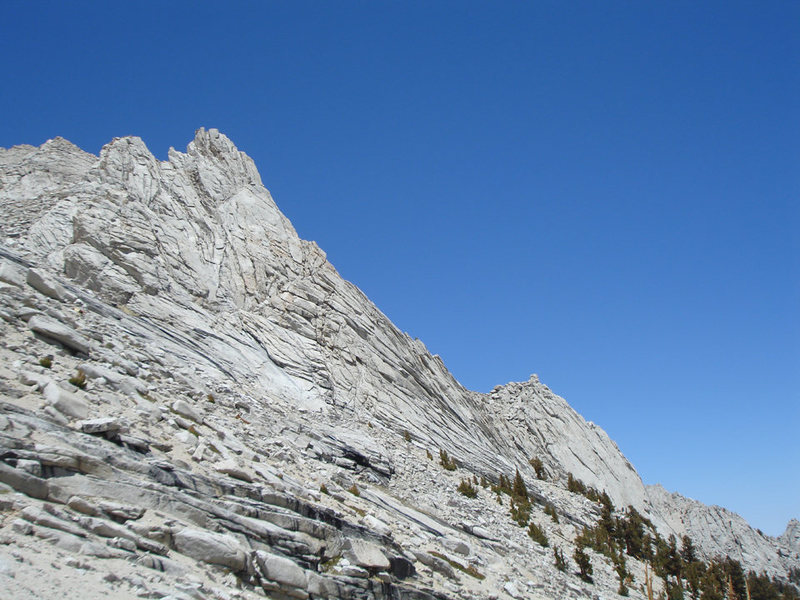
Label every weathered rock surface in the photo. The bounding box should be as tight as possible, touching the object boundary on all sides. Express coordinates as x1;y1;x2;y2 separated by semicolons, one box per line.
43;381;89;419
647;484;795;577
173;528;247;571
781;519;800;555
0;130;795;600
27;314;91;355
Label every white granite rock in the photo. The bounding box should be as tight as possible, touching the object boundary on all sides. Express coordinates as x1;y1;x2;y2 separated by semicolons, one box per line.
0;259;26;287
28;315;92;355
26;268;73;302
78;417;120;434
172;399;202;423
343;539;391;570
172;528;246;571
213;458;253;482
254;550;308;590
43;382;89;419
647;484;787;577
0;130;794;600
781;519;800;555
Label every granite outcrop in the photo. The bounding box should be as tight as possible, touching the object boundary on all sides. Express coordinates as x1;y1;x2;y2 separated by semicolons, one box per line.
0;130;795;599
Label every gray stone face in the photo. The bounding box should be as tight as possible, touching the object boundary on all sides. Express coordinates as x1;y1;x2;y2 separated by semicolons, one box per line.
254;550;308;590
171;399;202;423
28;315;92;355
782;519;800;554
647;484;790;577
343;538;391;570
43;382;89;419
78;417;120;434
26;268;74;302
172;528;246;571
0;462;48;499
0;259;26;287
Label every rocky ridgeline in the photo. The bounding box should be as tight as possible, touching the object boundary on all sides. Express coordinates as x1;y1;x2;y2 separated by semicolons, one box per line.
0;130;796;599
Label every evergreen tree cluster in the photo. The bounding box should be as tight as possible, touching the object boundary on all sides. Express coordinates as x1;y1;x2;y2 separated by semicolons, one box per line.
566;472;613;511
451;468;797;600
572;501;799;600
528;521;549;547
491;468;536;527
529;456;547;480
439;449;457;471
457;478;478;498
747;571;800;600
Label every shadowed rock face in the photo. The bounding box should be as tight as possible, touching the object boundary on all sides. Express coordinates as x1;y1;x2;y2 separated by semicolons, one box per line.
0;130;795;599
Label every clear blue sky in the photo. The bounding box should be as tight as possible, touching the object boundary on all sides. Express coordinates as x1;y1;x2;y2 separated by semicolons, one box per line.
2;1;797;535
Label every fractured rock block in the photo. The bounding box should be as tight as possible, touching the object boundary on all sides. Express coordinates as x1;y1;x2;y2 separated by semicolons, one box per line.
43;382;89;419
28;315;92;355
173;528;246;571
254;550;308;592
342;538;390;571
213;458;253;483
78;417;121;434
171;399;202;423
0;260;26;287
21;505;86;538
0;461;48;499
26;268;74;302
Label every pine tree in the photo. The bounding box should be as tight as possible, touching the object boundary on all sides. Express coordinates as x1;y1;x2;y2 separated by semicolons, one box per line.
457;479;478;498
666;534;682;579
612;547;629;596
723;556;747;600
529;456;546;480
666;577;685;600
567;473;586;494
544;502;560;523
680;535;697;565
512;468;528;503
699;561;726;600
528;521;548;547
574;538;593;583
599;490;614;513
684;559;705;600
642;532;655;563
553;547;567;572
439;449;457;471
495;473;511;495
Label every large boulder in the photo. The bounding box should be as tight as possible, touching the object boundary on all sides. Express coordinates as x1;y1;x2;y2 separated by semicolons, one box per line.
172;528;246;571
43;382;89;419
0;259;26;287
26;268;74;302
0;462;48;499
254;550;308;590
342;538;390;571
28;315;92;355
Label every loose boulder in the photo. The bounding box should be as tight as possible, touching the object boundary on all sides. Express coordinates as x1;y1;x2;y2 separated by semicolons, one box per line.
172;528;246;571
342;538;390;571
28;315;92;355
43;382;89;419
254;550;308;590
